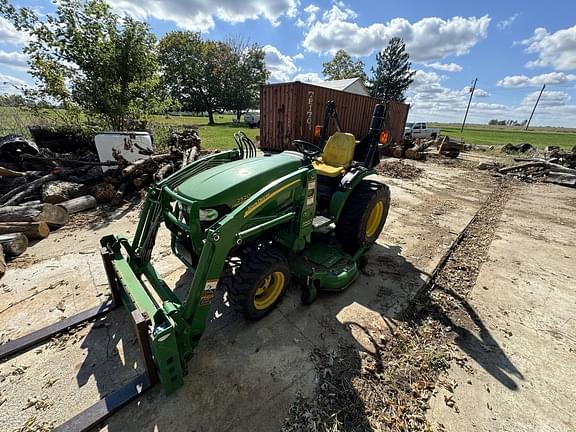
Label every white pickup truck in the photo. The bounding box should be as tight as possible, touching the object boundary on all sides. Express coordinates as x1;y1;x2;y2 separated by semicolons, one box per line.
244;110;260;128
404;122;440;141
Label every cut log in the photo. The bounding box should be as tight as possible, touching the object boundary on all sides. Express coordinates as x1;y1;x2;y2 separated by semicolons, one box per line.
42;180;87;204
0;245;5;279
544;172;576;187
56;195;97;214
0;203;69;227
0;166;25;177
0;221;50;239
0;233;28;256
153;163;173;182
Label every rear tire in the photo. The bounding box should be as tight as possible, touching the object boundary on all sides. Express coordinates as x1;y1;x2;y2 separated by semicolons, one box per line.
226;247;290;320
335;180;390;254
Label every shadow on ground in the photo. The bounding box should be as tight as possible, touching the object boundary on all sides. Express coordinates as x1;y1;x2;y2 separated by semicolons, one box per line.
75;241;523;431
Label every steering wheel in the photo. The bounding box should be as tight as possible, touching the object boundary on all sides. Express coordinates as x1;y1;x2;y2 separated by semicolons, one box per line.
293;139;323;158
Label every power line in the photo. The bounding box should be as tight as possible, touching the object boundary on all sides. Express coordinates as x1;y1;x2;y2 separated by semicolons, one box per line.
525;83;546;130
460;78;477;133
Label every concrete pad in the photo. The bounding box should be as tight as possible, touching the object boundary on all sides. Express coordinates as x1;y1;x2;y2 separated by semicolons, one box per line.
0;160;495;431
427;183;576;432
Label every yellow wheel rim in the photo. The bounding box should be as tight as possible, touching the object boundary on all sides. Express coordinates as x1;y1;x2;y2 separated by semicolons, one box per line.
365;201;384;238
254;271;285;310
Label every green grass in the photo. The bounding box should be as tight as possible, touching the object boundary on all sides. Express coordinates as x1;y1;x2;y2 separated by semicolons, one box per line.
432;124;576;150
148;114;258;150
0;108;258;150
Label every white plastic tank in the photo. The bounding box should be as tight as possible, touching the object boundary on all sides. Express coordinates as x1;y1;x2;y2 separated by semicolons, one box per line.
94;131;153;172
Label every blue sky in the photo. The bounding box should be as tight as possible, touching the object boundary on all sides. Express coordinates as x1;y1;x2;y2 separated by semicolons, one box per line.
1;0;576;126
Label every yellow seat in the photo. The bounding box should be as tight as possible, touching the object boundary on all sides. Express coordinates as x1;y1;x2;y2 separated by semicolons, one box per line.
312;132;356;178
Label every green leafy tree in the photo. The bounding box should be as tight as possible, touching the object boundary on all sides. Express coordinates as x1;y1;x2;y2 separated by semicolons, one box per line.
370;37;415;102
159;32;236;125
322;49;367;82
223;38;269;121
0;0;162;129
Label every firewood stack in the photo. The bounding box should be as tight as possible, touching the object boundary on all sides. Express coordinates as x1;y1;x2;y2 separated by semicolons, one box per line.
0;129;203;278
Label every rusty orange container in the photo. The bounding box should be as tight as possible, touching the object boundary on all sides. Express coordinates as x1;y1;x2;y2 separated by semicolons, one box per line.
259;82;409;150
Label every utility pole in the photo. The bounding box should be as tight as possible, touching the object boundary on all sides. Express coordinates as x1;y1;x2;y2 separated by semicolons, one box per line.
460;78;477;133
525;83;546;130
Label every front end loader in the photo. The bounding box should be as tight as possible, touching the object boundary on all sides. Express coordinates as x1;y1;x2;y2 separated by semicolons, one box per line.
100;102;392;395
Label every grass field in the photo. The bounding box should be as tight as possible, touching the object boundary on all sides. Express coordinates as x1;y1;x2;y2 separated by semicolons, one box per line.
2;107;574;151
0;108;258;150
432;124;576;150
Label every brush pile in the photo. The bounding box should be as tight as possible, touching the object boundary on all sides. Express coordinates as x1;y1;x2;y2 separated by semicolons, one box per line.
494;146;576;187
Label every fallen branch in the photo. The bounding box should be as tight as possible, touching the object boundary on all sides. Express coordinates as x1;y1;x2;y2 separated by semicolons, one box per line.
0;173;57;206
121;154;172;177
0;166;25;177
498;161;545;174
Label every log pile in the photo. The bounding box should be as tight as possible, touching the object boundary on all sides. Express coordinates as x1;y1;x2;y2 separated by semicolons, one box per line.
0;129;203;278
481;148;576;187
382;135;463;161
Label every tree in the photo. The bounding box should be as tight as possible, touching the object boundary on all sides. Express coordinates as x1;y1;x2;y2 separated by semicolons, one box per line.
322;50;367;82
0;0;162;130
223;38;269;121
370;38;415;102
159;32;234;125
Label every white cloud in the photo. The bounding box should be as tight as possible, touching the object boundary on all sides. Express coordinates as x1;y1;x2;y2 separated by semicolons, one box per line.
0;50;28;71
293;53;305;60
321;3;357;22
522;25;576;70
521;90;570;107
263;45;298;82
497;13;518;31
302;8;490;63
293;72;323;83
472;88;489;97
425;62;463;72
112;0;297;32
0;73;26;93
0;17;28;45
497;72;576;87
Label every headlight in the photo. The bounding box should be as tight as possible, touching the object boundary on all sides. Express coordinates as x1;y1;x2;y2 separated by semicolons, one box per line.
199;208;219;222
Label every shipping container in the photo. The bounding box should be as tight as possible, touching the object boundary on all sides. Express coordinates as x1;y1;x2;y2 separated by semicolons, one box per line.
259;82;409;151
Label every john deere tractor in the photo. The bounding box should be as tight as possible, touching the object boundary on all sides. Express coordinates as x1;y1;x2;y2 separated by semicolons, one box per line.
100;102;391;394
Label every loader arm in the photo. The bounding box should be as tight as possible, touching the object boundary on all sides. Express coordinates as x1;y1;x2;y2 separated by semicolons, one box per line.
100;161;314;394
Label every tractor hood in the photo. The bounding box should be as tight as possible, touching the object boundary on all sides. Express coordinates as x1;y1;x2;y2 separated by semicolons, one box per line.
176;152;306;209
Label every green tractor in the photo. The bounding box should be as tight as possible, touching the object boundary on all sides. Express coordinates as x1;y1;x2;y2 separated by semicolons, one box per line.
100;102;391;394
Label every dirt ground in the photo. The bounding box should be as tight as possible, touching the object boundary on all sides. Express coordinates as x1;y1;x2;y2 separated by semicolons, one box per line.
0;151;573;431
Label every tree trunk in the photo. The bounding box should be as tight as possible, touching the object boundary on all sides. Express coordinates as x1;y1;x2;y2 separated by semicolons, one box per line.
0;233;28;257
236;110;242;121
207;109;215;125
0;203;69;227
41;180;87;204
56;195;97;214
0;221;50;239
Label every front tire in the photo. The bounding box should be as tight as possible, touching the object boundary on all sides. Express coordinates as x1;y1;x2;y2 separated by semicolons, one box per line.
226;247;290;320
335;180;390;253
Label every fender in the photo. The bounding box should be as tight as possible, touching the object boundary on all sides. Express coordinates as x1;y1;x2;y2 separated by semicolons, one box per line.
328;166;374;221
